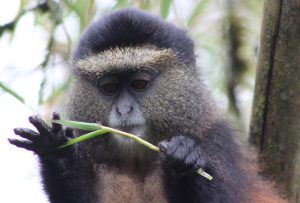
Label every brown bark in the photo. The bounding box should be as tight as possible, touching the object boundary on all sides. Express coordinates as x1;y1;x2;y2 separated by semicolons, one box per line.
249;0;300;202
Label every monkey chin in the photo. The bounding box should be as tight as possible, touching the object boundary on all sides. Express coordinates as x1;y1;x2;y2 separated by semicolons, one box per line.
107;125;151;160
107;115;148;143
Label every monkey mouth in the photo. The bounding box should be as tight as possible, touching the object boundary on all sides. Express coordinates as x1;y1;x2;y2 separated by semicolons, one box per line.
112;124;144;134
108;119;145;132
108;123;147;139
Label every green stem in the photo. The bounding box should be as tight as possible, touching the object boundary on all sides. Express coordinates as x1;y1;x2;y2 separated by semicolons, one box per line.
101;126;160;152
54;119;213;180
58;129;109;148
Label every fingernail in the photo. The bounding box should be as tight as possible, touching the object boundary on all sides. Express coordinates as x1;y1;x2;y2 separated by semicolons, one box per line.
14;128;20;134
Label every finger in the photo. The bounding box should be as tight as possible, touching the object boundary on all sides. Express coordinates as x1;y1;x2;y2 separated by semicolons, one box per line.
65;127;74;138
8;139;36;151
14;128;39;142
158;141;168;153
29;115;50;135
159;141;177;156
51;112;62;133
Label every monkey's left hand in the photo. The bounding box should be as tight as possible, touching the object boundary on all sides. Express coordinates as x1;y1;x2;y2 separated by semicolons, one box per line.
158;135;206;176
9;113;74;161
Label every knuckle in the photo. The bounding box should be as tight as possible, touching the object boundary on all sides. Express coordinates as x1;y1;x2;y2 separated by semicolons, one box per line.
158;141;168;153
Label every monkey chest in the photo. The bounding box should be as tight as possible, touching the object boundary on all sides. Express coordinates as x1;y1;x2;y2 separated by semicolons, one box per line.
99;168;167;203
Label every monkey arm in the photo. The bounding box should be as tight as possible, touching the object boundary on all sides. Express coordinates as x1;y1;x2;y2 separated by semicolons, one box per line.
9;113;98;203
158;121;249;203
39;153;98;203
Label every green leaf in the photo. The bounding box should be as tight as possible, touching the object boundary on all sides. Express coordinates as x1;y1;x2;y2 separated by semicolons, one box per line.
140;0;152;10
58;129;109;148
61;0;93;31
187;0;209;27
0;81;25;103
116;0;128;7
112;0;129;10
160;0;172;19
52;119;101;131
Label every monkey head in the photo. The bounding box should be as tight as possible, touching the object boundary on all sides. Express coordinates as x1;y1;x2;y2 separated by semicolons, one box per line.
66;9;218;156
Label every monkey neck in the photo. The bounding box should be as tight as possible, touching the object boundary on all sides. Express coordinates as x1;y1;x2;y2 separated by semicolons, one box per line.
92;137;158;176
110;154;158;177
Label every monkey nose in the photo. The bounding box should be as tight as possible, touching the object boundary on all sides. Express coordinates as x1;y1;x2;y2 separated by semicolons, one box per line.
116;106;134;115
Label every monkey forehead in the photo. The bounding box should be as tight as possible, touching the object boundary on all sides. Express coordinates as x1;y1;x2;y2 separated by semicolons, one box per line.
73;46;180;78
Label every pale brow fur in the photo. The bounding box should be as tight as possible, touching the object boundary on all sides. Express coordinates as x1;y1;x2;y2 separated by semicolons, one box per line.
74;45;177;80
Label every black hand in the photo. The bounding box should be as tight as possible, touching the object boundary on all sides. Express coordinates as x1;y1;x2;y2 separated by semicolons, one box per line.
158;135;206;176
9;112;74;160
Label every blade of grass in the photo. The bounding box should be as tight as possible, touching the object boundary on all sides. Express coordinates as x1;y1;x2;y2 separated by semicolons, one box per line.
58;129;109;148
101;126;160;152
112;0;129;9
187;0;209;27
52;120;100;131
53;119;159;152
197;168;213;181
160;0;172;19
101;126;212;179
54;119;212;180
0;81;25;103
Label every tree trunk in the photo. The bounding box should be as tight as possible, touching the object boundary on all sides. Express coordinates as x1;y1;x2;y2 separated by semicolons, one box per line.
249;0;300;202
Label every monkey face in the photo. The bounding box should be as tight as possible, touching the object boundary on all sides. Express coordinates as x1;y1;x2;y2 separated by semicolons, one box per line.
67;45;216;150
68;46;175;140
100;71;158;142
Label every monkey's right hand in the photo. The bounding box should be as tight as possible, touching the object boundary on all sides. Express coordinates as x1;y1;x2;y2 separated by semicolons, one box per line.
9;112;74;161
158;135;207;177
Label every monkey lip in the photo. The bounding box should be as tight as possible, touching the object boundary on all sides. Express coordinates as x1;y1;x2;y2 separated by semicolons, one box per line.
109;124;146;137
112;124;142;132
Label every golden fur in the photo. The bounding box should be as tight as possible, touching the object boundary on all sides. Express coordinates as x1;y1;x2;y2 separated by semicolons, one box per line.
98;165;167;203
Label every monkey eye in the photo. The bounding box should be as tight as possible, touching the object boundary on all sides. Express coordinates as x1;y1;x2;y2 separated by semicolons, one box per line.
98;76;120;96
129;72;152;92
101;83;120;95
130;80;149;91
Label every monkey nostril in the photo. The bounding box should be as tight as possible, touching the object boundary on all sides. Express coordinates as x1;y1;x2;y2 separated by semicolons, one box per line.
116;107;121;115
129;106;133;113
116;106;134;115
